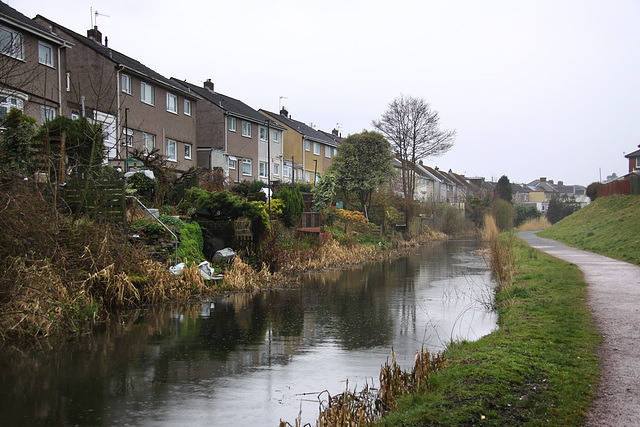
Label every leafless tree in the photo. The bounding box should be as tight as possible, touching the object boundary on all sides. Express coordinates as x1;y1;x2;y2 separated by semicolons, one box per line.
372;95;456;201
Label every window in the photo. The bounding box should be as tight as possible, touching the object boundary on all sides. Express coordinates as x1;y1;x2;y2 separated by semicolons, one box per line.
122;74;132;95
166;138;177;161
123;128;133;147
259;161;268;178
185;143;192;160
241;121;251;137
272;131;279;143
325;146;332;158
38;42;53;66
334;148;338;157
305;171;310;182
229;117;236;131
141;82;154;105
0;26;23;60
283;165;291;179
228;156;237;170
242;158;252;175
41;105;55;123
184;99;191;116
0;93;24;121
273;163;279;176
143;132;155;153
66;73;71;92
313;142;320;155
305;140;310;151
166;93;178;114
259;127;268;142
636;157;640;169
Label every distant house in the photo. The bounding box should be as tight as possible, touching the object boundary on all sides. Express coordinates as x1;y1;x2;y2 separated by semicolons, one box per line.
0;3;69;125
34;16;200;172
260;108;339;184
177;79;285;184
625;146;640;174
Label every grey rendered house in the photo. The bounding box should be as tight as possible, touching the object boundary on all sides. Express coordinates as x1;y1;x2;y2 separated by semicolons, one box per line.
0;2;69;125
33;16;200;173
177;79;285;185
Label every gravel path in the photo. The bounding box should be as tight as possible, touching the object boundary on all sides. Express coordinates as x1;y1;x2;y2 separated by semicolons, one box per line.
517;231;640;426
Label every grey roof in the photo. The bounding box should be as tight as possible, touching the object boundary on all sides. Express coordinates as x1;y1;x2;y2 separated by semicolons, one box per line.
35;15;197;99
261;110;339;147
625;148;640;158
0;2;67;45
177;80;282;128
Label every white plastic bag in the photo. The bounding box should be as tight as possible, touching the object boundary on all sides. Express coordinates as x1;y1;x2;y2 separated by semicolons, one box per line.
169;262;185;276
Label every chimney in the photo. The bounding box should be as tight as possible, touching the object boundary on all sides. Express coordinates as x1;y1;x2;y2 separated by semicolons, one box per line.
558;181;564;186
332;128;338;136
87;26;102;44
548;179;554;185
280;106;288;117
204;79;214;92
540;177;546;182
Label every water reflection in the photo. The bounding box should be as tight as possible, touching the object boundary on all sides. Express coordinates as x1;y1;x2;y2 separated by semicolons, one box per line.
0;239;497;426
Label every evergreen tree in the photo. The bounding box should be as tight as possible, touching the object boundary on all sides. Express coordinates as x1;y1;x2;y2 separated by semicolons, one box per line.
495;175;513;203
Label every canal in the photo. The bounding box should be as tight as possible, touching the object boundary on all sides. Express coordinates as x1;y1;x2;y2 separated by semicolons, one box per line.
0;239;497;426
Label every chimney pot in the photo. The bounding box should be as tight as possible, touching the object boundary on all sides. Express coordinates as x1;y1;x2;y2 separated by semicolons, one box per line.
87;26;103;44
280;106;288;117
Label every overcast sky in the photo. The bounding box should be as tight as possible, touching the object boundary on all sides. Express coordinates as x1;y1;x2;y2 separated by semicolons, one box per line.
12;0;640;186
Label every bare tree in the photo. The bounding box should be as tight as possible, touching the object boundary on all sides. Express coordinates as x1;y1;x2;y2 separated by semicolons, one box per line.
372;95;456;200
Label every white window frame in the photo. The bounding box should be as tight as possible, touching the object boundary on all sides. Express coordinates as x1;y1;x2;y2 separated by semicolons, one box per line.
325;146;332;158
259;161;268;178
143;132;155;153
166;93;178;114
259;127;268;142
0;26;23;60
38;42;53;67
241;121;251;137
305;140;310;151
636;157;640;169
184;99;191;116
41;105;56;123
242;158;252;175
123;128;134;147
141;82;154;105
229;117;236;132
283;165;291;179
166;138;177;162
313;142;320;155
185;143;192;160
0;91;25;121
122;74;132;95
305;171;310;182
273;163;279;176
228;156;237;170
272;131;279;143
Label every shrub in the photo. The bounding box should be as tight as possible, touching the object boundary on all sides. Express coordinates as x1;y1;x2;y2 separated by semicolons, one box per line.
493;198;516;231
177;222;204;263
274;187;303;227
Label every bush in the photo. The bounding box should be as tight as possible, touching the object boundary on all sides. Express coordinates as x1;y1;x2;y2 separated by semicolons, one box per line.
493;199;516;231
514;205;541;227
274;187;303;227
177;222;204;263
586;182;601;202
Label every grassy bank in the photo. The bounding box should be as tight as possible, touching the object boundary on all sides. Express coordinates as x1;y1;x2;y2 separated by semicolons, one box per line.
379;235;600;426
538;195;640;265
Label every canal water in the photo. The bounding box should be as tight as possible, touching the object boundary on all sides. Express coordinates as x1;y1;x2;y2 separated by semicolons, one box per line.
0;239;497;426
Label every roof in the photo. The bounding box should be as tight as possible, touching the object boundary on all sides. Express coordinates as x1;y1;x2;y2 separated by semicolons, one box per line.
625;148;640;158
0;2;67;45
177;80;283;128
35;15;197;100
261;110;339;147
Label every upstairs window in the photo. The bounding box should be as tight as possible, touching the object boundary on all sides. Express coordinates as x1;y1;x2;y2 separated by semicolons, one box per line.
259;127;268;142
325;146;332;158
313;142;320;155
305;140;310;151
229;117;236;132
122;74;132;95
141;82;154;105
0;26;23;60
185;143;192;160
184;99;191;116
38;42;53;66
272;130;279;143
166;93;178;114
241;121;251;137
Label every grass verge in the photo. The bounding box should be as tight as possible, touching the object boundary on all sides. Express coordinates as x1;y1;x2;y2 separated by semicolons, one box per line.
379;235;601;426
538;195;640;265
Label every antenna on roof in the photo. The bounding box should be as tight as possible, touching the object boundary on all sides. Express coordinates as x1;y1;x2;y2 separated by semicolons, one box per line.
93;9;110;28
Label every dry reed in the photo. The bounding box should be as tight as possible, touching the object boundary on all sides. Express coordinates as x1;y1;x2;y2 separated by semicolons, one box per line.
517;216;551;231
481;214;515;289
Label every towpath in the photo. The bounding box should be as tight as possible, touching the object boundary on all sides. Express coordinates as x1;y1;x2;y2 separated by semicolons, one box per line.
517;231;640;426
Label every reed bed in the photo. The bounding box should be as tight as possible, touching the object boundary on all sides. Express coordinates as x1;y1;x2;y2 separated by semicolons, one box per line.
481;214;515;289
516;216;551;231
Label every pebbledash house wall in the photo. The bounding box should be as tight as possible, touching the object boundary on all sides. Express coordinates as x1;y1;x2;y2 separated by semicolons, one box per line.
34;16;198;173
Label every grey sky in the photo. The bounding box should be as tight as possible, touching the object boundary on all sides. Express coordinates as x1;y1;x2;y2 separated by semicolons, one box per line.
12;0;640;186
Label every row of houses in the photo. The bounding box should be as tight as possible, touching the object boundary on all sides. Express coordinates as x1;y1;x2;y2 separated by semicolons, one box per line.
0;2;342;186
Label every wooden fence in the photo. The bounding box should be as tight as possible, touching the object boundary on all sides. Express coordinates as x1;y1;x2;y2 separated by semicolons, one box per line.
63;178;126;223
598;176;640;197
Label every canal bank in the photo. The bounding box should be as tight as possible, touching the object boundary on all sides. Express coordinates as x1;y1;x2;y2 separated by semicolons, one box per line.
517;231;640;427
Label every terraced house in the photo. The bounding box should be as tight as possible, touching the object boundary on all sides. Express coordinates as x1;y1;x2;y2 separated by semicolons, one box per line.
33;15;200;172
0;3;69;124
178;79;285;184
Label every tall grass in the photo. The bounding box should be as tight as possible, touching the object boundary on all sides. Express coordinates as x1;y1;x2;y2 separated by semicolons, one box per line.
481;214;515;288
516;216;551;231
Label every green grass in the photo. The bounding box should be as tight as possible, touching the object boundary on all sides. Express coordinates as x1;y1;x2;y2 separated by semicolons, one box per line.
379;238;600;426
538;195;640;265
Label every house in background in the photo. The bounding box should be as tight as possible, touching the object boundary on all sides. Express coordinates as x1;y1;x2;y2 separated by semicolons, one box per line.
178;79;285;184
625;145;640;173
260;108;339;184
0;3;69;125
34;16;200;173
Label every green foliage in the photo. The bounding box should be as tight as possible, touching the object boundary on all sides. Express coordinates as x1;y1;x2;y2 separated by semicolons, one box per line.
274;187;303;227
539;195;640;265
465;195;492;227
177;222;204;262
495;175;513;203
248;180;266;193
586;182;601;202
0;109;38;175
329;130;395;216
493;198;516;231
514;204;541;227
159;215;184;228
231;180;251;196
126;172;156;204
295;182;313;193
312;173;336;212
546;194;580;224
